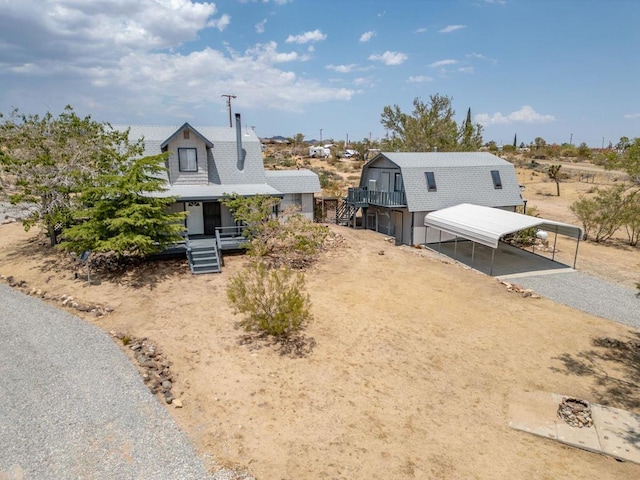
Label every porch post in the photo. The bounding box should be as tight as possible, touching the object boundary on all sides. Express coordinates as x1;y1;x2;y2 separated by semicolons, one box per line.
490;248;495;276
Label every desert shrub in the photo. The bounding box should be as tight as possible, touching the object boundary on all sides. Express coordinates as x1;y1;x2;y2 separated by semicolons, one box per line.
227;261;312;337
570;185;627;242
505;206;539;246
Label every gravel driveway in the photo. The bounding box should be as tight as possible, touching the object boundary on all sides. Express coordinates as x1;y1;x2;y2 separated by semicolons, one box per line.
504;271;640;329
0;283;212;479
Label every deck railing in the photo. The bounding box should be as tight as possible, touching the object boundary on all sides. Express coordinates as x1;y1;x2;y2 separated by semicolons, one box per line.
215;225;249;251
346;188;406;207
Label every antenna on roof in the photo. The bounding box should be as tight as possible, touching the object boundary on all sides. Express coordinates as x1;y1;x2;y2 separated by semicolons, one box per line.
221;94;237;127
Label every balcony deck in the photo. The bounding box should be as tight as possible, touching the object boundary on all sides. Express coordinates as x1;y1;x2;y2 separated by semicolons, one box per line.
346;187;407;208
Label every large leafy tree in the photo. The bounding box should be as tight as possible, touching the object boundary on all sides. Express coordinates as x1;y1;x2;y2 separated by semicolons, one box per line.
0;106;136;245
380;94;483;152
59;154;186;257
606;137;640;186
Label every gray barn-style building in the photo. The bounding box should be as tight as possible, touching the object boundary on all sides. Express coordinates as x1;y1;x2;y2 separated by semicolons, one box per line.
343;152;524;245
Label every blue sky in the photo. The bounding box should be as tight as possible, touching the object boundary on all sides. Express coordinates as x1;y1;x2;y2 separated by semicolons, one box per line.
1;0;638;147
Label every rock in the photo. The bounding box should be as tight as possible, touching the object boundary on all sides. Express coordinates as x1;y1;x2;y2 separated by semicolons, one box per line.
62;296;74;306
173;398;183;408
161;380;173;391
164;391;174;404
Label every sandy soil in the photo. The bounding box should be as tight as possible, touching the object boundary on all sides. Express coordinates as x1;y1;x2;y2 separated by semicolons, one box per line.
1;172;639;479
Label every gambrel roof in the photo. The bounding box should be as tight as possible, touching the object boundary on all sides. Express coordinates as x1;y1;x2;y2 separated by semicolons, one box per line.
362;152;523;212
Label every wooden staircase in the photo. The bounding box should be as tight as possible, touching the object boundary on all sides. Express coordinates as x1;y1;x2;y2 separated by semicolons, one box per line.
336;199;357;226
186;237;221;274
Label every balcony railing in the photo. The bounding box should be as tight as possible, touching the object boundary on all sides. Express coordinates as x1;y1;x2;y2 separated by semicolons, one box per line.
347;187;406;207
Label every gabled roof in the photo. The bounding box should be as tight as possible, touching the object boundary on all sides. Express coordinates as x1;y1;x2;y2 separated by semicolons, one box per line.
265;169;321;194
365;152;523;212
424;203;583;249
159;122;213;149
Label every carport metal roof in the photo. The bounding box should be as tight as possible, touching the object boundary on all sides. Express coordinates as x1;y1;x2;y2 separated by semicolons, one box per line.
424;203;583;272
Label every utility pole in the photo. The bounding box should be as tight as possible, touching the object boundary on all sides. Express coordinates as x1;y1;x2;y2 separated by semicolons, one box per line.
320;129;323;143
569;133;573;146
221;94;236;127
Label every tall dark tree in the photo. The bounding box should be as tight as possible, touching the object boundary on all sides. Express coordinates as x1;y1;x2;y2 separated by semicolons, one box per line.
59;154;187;257
513;134;518;148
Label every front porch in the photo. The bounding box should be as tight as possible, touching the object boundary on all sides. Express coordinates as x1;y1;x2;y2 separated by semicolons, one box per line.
346;187;407;208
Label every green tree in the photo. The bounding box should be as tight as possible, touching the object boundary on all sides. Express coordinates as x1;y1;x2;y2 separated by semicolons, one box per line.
534;137;547;150
570;185;627;242
459;107;483;151
0;106;134;246
547;164;562;196
380;94;481;152
606;137;640;186
577;142;592;160
59;154;186;257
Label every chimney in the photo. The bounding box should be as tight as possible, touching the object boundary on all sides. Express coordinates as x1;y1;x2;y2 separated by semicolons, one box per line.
235;113;245;171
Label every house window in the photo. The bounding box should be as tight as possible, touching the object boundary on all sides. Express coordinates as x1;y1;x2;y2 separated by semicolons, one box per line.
425;171;437;192
491;170;503;189
291;193;303;207
394;173;403;192
183;129;190;140
178;148;197;172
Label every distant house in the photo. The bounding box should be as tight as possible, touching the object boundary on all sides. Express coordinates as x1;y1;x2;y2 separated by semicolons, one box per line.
343;152;523;245
120;115;320;273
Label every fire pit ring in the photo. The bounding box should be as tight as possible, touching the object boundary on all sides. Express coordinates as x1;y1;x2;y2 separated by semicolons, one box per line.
557;397;593;428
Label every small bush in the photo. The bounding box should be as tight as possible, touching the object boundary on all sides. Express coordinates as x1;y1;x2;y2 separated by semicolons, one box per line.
227;261;312;337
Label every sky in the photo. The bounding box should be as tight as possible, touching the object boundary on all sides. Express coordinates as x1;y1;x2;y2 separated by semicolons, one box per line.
1;0;639;147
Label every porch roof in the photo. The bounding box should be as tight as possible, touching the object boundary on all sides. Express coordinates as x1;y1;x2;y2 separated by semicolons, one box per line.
149;183;283;201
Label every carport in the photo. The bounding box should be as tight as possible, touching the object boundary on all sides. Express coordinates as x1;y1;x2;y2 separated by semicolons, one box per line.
424;203;583;276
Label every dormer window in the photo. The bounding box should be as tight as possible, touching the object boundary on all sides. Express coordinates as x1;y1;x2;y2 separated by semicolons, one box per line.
178;148;197;172
491;170;502;189
425;171;437;192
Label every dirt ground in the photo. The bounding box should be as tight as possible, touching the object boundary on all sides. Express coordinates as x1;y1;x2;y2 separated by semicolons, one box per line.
1;169;639;479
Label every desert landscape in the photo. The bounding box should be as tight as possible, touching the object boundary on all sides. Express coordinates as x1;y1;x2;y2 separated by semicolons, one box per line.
1;161;639;479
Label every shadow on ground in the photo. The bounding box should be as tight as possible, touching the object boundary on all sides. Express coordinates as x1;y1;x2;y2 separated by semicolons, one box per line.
551;331;640;411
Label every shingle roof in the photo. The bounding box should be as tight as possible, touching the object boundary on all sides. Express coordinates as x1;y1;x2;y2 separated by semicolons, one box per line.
149;183;283;201
265;169;321;194
367;152;523;212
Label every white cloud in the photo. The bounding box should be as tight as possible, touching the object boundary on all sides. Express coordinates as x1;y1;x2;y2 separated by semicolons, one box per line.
458;66;474;74
475;106;556;126
624;113;640;119
359;31;376;42
326;64;358;73
0;3;353;119
484;0;507;4
429;59;458;68
285;29;327;44
407;75;433;83
414;27;427;33
212;13;231;32
439;25;466;33
467;52;498;64
255;19;267;34
368;51;408;66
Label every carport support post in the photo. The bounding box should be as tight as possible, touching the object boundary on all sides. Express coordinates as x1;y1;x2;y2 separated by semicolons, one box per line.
454;236;458;260
552;230;558;261
490;248;495;276
438;229;442;253
573;236;580;269
471;242;475;266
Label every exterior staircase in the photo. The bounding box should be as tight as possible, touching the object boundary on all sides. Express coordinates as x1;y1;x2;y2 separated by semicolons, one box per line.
336;199;357;226
186;237;221;274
